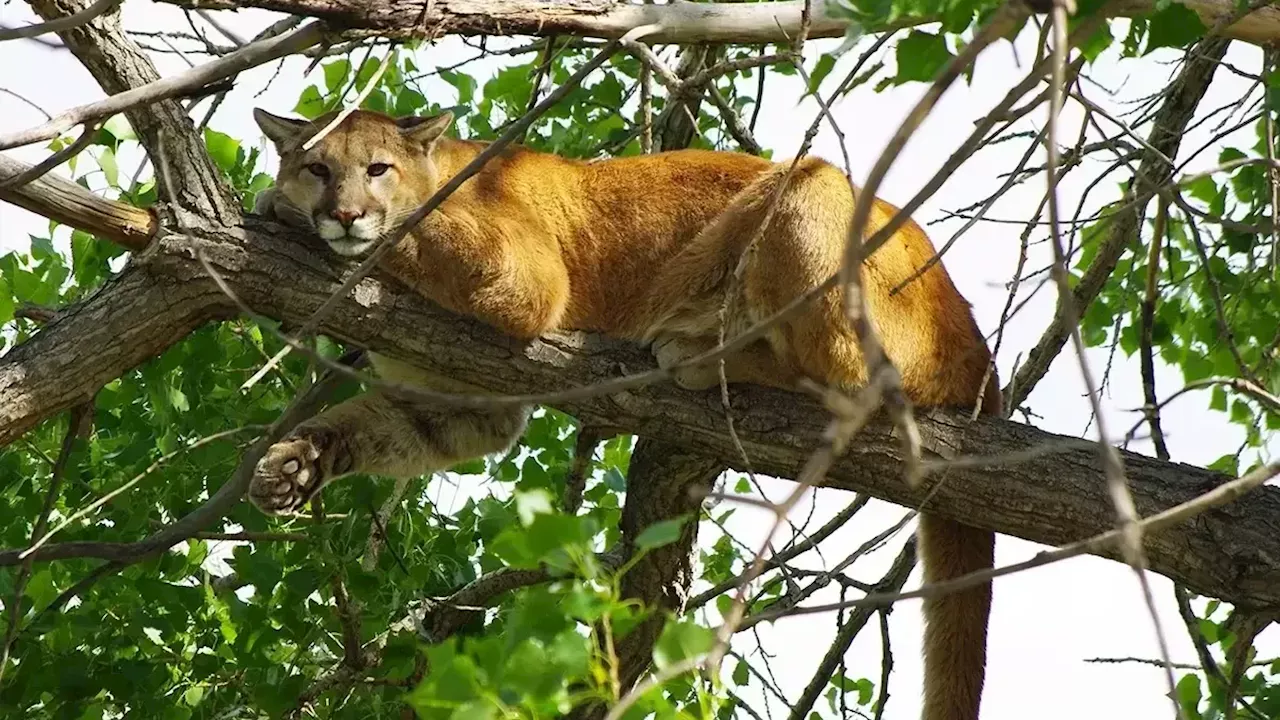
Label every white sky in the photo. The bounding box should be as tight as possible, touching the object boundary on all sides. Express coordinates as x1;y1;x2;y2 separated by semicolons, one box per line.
1;3;1277;719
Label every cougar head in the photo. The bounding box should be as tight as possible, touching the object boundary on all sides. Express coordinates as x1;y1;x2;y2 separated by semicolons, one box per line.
252;108;453;257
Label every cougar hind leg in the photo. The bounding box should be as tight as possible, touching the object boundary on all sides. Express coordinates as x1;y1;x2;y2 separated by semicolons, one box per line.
728;156;998;720
650;333;799;392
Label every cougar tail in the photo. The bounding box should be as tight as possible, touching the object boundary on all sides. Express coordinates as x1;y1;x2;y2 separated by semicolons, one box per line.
918;513;994;720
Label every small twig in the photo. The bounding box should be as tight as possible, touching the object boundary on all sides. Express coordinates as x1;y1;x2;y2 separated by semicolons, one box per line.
0;22;325;151
1043;4;1180;712
301;47;397;152
706;82;762;155
1139;194;1171;460
783;539;916;720
0;0;119;42
195;9;246;47
739;509;915;631
1169;191;1257;383
0;87;52;119
0;122;100;190
688;494;869;609
639;59;653;154
1266;49;1280;278
524;36;558;118
873;607;893;720
361;475;412;572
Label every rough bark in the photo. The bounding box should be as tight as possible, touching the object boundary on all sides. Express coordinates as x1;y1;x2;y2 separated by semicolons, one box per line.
0;182;1277;606
614;440;722;689
159;0;1280;48
568;440;723;720
0;155;156;250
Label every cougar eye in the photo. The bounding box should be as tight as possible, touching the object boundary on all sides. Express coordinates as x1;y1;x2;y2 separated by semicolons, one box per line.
367;163;391;177
306;163;330;180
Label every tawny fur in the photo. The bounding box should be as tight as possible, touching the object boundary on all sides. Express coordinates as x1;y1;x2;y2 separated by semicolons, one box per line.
249;108;1000;720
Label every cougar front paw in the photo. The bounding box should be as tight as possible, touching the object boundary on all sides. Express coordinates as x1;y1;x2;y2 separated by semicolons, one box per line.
651;335;719;391
249;437;324;515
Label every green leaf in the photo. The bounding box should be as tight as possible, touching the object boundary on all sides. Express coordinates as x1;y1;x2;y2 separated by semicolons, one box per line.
1145;2;1206;54
103;114;135;142
635;516;689;550
323;58;352;95
1175;673;1201;712
893;32;954;85
808;54;837;95
450;457;487;475
441;69;478;105
1076;22;1113;62
515;489;554;526
732;658;750;686
653;620;714;670
294;85;326;119
1219;146;1247;165
1185;175;1218;205
98;146;119;187
203;128;241;173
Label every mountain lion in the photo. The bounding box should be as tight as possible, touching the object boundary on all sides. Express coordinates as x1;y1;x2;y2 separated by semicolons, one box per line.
250;107;1000;720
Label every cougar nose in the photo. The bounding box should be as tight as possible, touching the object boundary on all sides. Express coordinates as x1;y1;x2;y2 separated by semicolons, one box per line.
330;208;363;226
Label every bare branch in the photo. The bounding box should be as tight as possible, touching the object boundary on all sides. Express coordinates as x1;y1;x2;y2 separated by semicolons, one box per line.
154;0;1280;48
784;539;916;720
0;0;119;42
0;22;324;151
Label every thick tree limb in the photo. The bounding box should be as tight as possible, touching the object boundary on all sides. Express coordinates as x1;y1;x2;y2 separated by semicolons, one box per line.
162;0;1280;48
0;154;156;249
0;163;1277;607
613;441;722;688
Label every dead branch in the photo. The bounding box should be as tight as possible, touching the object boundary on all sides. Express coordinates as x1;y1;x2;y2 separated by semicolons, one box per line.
0;21;324;151
155;0;1280;48
0;0;119;42
0;154;156;249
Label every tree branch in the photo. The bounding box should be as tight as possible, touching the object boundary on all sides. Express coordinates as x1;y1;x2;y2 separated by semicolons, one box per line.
785;538;916;720
0;168;1276;607
0;154;156;250
0;20;323;152
160;0;1280;48
0;0;119;42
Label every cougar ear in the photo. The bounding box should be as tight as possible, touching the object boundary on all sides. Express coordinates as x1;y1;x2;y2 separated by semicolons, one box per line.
253;108;310;149
396;112;453;146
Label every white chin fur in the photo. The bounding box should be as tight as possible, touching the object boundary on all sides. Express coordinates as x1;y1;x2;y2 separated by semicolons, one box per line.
328;239;377;256
315;219;347;241
315;216;381;256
